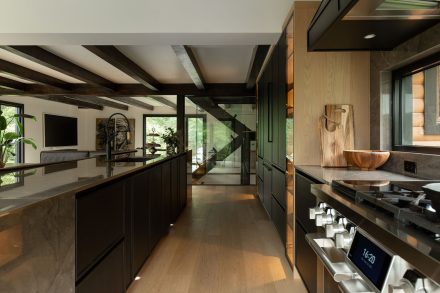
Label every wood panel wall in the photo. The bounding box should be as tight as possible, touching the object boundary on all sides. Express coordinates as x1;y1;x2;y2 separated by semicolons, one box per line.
293;1;371;165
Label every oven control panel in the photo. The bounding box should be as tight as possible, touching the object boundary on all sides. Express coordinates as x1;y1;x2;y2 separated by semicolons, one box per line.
307;203;440;293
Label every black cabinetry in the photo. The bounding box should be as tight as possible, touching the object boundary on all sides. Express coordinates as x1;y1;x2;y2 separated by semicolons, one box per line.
294;170;324;293
76;153;189;293
257;32;287;243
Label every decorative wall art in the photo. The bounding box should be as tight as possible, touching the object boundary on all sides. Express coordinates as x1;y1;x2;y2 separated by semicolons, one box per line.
96;118;135;151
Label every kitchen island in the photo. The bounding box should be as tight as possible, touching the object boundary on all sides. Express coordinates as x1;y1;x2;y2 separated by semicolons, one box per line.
0;150;192;293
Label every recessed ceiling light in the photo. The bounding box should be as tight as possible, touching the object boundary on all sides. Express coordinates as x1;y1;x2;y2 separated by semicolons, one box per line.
364;34;376;40
135;276;141;281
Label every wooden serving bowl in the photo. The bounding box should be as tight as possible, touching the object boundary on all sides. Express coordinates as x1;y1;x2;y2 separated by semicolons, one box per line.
343;150;390;171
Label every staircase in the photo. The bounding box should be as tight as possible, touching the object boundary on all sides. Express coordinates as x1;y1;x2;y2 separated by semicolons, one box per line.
188;97;252;176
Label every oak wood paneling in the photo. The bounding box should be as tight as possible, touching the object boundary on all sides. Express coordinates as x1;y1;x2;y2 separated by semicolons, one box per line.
293;1;370;165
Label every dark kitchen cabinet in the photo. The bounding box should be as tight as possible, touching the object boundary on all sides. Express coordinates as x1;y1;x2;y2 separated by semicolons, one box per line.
272;168;286;210
179;154;187;211
257;31;288;243
148;166;163;253
161;161;172;234
76;153;189;293
295;221;317;293
271;195;286;244
171;157;179;222
132;171;150;275
263;163;272;216
294;170;324;293
76;242;125;293
76;180;125;279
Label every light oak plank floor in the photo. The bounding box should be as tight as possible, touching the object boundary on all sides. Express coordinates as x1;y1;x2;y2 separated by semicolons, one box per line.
128;185;307;293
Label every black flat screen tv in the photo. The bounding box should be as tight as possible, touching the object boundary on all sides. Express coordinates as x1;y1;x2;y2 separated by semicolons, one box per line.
44;114;78;147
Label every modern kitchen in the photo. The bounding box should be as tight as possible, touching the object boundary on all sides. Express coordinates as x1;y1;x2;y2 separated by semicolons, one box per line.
0;1;439;293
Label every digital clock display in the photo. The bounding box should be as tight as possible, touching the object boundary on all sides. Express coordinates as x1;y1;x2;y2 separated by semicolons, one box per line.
348;232;392;290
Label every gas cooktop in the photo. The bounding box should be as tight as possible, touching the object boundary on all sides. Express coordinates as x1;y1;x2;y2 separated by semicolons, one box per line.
332;180;440;237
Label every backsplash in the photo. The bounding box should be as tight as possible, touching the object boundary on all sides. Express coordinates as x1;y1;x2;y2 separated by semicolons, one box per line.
381;151;440;180
370;23;440;179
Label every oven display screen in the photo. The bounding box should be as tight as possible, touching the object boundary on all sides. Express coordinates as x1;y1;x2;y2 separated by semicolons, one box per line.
348;232;392;290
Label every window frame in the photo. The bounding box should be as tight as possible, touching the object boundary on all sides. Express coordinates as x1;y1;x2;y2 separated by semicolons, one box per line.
143;114;177;151
0;100;25;163
392;51;440;155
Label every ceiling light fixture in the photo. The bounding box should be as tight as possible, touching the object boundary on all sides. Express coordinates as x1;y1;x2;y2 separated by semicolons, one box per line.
364;34;376;39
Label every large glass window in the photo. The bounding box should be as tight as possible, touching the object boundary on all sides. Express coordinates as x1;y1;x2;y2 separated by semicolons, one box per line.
0;101;24;163
393;54;440;153
144;115;177;153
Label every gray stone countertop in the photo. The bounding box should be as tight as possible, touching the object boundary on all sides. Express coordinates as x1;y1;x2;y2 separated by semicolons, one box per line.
0;150;188;216
294;165;420;184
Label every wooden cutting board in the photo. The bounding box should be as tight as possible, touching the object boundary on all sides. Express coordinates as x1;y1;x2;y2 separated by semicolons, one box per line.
320;104;354;167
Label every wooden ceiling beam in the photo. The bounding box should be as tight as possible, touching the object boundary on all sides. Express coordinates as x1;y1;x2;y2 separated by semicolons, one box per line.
107;97;154;111
0;59;72;89
84;46;160;91
172;45;205;90
0;83;254;97
70;96;129;111
246;45;270;89
2;46;116;91
147;96;177;109
32;95;103;110
0;76;28;91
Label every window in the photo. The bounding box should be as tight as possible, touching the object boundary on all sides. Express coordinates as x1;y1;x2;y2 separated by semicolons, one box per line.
393;52;440;154
144;115;177;152
0;101;24;163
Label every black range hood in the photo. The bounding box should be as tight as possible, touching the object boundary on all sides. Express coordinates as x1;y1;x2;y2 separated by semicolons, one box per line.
308;0;440;51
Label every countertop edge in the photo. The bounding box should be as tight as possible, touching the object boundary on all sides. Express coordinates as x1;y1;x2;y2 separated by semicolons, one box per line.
0;151;189;217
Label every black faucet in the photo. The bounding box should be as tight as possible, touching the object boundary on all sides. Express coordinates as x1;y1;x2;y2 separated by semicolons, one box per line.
106;112;131;161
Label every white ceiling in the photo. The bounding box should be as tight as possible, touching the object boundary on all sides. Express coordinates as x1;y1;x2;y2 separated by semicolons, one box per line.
43;46;137;83
0;0;300;85
192;46;255;83
0;0;293;45
118;46;192;84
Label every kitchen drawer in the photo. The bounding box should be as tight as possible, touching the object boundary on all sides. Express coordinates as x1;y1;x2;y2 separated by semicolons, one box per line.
295;171;320;233
76;242;124;293
76;180;125;278
295;222;317;293
271;167;286;210
257;158;264;180
257;176;264;203
271;195;286;243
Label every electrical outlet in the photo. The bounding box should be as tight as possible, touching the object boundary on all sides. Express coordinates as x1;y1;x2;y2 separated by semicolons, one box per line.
404;160;417;174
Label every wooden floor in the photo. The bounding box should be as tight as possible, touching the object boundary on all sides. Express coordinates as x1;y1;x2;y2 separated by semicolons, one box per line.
128;185;307;293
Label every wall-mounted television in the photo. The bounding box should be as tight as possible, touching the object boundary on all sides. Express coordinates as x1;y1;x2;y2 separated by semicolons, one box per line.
44;114;78;147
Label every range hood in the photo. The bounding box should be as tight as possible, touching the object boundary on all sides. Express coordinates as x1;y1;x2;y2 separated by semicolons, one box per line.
308;0;440;51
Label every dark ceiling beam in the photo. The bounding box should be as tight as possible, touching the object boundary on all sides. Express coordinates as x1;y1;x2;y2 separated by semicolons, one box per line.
70;96;129;111
0;59;72;89
0;76;28;91
246;45;270;89
147;96;177;109
0;83;254;98
2;46;116;91
172;45;205;90
107;97;154;111
84;46;160;91
32;96;103;110
212;96;256;104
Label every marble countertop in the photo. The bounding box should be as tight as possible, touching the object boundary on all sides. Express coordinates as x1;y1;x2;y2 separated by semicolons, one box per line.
294;165;420;184
0;150;187;216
